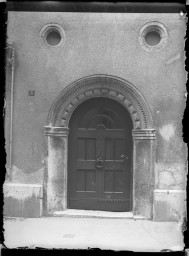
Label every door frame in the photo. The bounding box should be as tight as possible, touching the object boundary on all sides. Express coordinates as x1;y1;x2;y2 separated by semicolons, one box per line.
44;75;156;219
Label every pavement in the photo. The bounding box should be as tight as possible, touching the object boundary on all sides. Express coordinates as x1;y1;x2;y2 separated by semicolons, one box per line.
3;213;185;252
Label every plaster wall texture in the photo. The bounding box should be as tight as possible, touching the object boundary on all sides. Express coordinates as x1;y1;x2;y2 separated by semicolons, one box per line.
5;12;187;191
153;189;186;221
3;183;43;217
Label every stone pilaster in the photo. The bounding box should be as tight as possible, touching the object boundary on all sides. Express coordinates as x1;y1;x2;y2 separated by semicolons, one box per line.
44;126;69;214
132;129;156;219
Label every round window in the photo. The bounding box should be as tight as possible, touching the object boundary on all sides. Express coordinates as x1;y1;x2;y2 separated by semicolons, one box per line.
145;30;161;46
40;24;66;47
46;30;61;46
139;22;168;52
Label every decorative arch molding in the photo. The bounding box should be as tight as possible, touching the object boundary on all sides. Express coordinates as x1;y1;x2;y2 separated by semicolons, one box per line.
47;75;153;130
44;75;156;219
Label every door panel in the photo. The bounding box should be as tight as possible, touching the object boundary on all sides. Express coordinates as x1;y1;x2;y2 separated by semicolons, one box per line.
114;139;124;160
86;139;96;160
77;139;85;159
104;170;114;192
68;98;133;211
105;138;113;160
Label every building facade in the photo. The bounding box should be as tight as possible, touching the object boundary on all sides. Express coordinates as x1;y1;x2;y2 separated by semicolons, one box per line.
4;3;187;221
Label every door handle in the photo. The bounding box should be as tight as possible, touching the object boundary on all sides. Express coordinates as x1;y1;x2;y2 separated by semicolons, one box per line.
121;155;129;160
96;157;103;168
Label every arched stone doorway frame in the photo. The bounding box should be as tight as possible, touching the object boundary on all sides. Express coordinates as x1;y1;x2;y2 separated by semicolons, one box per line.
44;75;156;219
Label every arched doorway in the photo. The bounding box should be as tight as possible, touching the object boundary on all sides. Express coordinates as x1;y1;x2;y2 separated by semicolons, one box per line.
44;75;156;218
68;98;133;211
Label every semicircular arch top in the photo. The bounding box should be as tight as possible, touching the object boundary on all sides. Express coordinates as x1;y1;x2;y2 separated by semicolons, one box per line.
47;75;153;130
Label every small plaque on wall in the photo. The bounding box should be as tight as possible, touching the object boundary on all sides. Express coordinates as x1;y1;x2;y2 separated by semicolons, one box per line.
28;90;35;96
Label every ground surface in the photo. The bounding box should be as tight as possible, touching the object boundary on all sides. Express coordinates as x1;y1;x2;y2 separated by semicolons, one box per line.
3;216;184;252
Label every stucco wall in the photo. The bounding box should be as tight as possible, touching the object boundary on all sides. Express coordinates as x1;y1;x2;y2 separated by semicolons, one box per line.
4;183;43;217
5;12;186;196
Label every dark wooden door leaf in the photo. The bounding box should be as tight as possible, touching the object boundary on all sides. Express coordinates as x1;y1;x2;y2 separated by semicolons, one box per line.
68;98;133;211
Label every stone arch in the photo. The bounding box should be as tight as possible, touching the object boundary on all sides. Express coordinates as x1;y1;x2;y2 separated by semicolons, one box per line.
47;75;153;130
44;75;156;219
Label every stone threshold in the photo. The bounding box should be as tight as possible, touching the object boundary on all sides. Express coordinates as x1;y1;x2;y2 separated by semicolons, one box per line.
53;209;147;219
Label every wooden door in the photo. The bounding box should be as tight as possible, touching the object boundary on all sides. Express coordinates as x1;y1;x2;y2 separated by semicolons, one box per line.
68;98;133;211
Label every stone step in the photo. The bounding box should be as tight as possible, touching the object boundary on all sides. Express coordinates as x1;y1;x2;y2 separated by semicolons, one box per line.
53;209;147;219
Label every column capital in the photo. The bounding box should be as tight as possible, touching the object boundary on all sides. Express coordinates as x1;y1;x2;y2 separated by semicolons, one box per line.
132;129;156;140
44;126;69;137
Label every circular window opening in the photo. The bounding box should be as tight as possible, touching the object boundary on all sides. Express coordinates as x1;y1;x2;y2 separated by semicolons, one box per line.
145;30;161;46
139;22;168;52
40;24;66;47
46;30;61;46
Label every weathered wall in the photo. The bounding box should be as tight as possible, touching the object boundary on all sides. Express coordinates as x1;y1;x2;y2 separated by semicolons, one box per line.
153;190;186;221
4;183;43;217
5;12;187;219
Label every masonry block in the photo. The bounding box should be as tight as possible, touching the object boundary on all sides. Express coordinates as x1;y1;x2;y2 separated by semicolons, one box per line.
4;183;43;218
153;189;186;221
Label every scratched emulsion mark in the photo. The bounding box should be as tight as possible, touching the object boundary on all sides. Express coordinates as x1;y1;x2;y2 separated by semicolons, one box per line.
63;234;76;238
159;123;175;142
165;53;181;65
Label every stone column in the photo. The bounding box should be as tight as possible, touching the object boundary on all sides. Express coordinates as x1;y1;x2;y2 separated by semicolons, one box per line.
44;126;69;214
132;129;156;219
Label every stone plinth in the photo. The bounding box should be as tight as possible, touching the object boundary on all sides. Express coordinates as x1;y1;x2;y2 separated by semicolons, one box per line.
153;189;186;221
